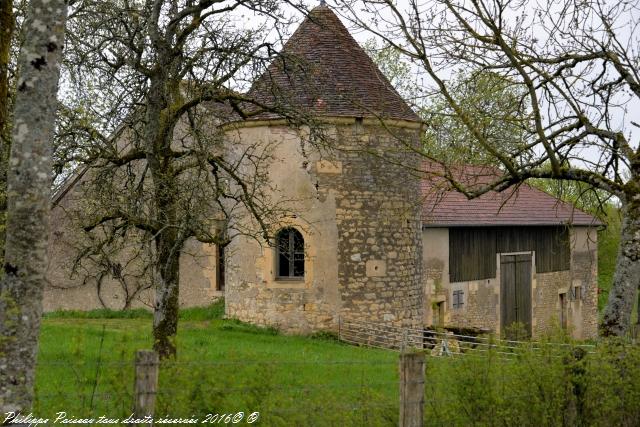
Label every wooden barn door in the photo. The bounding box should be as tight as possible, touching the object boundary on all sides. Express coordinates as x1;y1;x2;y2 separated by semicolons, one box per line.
500;254;532;339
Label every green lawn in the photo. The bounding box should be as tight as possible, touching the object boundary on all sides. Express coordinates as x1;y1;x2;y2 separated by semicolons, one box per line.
35;310;398;426
34;305;640;426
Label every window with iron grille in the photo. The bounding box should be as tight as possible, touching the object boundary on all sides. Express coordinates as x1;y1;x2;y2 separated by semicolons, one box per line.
452;290;464;309
276;227;305;279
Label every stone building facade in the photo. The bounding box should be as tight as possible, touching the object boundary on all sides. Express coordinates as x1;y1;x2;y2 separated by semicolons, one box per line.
225;120;424;333
422;227;599;339
421;169;601;339
44;5;601;339
46;174;223;311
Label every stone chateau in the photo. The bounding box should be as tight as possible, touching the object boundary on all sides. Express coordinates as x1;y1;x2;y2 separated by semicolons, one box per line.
46;5;601;339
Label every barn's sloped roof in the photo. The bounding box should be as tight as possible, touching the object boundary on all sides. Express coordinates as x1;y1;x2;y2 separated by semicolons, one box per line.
246;5;420;122
421;164;603;227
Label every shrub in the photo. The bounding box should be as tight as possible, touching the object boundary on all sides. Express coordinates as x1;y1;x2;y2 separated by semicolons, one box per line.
424;337;640;426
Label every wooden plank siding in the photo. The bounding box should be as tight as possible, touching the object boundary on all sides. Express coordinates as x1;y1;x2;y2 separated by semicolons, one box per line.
449;226;570;282
500;254;533;337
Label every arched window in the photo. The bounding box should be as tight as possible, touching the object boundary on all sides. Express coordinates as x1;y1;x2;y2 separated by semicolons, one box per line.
276;227;304;278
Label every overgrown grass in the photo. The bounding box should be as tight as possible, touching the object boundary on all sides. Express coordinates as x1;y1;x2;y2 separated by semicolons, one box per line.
37;297;640;426
44;307;153;319
179;297;226;321
424;339;640;426
34;311;640;426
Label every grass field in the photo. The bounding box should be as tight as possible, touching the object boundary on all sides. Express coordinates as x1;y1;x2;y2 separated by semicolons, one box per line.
34;302;640;426
36;304;399;426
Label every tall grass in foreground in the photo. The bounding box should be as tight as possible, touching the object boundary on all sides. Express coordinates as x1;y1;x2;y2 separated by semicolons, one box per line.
35;311;640;426
35;310;398;426
425;338;640;427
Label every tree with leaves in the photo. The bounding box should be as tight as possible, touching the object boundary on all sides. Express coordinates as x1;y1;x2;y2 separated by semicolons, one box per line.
422;70;532;167
367;41;531;167
342;0;640;336
0;0;67;414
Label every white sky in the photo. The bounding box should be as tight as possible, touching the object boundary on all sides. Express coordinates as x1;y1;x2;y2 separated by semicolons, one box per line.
320;0;639;178
57;0;638;183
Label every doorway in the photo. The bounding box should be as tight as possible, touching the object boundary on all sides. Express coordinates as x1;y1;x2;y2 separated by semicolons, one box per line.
500;254;532;339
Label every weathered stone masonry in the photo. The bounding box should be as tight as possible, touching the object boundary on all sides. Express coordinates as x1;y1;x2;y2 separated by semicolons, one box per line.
224;120;424;333
324;123;424;329
422;227;599;339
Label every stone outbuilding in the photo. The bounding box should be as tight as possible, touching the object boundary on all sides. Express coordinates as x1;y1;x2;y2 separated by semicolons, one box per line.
44;5;601;339
422;165;601;339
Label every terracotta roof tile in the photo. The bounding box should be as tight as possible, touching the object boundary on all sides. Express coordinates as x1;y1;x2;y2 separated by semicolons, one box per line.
421;164;603;227
247;5;420;122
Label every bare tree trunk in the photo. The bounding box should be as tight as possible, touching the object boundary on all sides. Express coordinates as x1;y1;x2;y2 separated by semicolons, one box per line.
152;183;181;359
145;61;182;359
152;231;181;359
0;0;14;264
0;0;12;142
601;195;640;337
0;0;66;414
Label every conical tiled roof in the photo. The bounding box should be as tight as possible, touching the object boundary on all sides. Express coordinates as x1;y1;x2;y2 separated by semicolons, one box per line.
247;5;420;122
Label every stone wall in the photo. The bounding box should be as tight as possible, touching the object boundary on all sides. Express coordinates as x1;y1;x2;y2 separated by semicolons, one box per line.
448;278;501;332
329;122;424;329
44;174;222;312
532;269;571;335
225;118;424;332
422;228;500;331
423;226;599;339
530;227;598;339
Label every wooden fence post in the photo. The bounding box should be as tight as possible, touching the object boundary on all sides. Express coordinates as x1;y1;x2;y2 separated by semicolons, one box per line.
133;350;159;425
399;351;425;427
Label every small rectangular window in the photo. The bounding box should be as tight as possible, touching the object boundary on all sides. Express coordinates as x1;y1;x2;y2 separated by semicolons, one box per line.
573;285;582;301
216;245;225;291
452;290;464;309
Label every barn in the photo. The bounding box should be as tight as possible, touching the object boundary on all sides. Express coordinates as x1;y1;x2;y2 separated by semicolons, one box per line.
421;166;601;339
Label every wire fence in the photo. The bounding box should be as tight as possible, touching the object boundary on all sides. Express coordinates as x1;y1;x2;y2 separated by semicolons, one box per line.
33;356;403;426
338;317;597;358
32;344;640;427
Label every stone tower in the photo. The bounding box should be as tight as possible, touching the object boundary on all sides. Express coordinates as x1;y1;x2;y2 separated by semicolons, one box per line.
224;5;424;332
